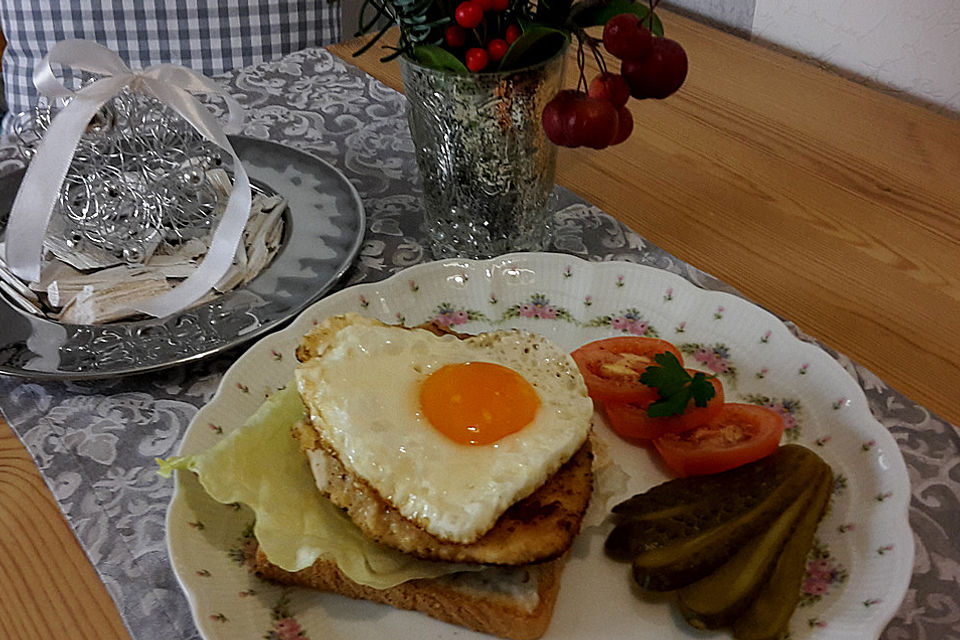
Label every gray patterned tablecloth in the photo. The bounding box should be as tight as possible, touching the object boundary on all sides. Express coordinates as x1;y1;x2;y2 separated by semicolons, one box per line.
0;48;958;640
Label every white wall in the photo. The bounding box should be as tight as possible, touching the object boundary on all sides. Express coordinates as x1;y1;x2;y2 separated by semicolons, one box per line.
663;0;755;37
751;0;960;117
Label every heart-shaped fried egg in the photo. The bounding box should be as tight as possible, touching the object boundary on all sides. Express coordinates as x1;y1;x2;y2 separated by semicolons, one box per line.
295;314;593;543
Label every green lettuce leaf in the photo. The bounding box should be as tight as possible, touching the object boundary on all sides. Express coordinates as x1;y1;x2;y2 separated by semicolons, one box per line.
159;383;480;589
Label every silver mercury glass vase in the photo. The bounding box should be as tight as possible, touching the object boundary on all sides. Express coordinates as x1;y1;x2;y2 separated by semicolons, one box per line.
399;49;566;259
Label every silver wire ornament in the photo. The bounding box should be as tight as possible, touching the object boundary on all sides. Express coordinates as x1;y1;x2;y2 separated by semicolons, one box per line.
13;89;227;268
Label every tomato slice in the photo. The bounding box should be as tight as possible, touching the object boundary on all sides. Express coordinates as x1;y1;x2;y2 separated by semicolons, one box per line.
653;403;786;477
604;373;724;440
571;337;684;404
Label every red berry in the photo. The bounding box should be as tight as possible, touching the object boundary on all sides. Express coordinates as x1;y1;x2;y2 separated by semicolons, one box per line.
566;96;619;149
588;72;630;108
455;1;484;29
445;25;467;48
542;89;579;147
610;106;633;145
491;0;510;10
505;24;521;44
542;90;618;149
602;13;653;61
465;47;489;72
487;38;509;63
475;0;494;11
620;37;688;99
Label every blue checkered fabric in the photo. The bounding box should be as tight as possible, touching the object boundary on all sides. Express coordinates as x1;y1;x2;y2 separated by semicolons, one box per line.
0;0;342;133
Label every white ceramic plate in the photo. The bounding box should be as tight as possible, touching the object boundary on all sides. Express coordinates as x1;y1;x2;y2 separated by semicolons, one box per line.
166;252;913;640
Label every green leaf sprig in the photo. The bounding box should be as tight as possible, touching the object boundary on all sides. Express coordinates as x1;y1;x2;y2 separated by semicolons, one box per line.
570;0;663;34
638;352;717;418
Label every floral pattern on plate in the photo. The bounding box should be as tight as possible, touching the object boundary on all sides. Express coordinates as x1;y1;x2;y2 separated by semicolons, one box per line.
584;308;661;336
265;595;311;640
679;342;737;380
167;253;913;640
742;393;805;442
802;538;849;605
501;294;576;322
430;302;490;327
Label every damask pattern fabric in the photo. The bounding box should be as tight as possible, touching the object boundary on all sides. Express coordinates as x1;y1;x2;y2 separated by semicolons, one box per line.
0;47;957;640
0;0;341;134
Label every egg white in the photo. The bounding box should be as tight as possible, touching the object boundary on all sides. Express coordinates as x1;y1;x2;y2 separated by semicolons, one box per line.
295;314;593;543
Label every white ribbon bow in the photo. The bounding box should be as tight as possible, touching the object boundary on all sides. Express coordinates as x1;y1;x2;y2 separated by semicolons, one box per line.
5;39;252;318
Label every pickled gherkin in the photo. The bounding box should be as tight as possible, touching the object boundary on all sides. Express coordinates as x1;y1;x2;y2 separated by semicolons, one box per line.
611;445;814;519
624;447;824;591
733;463;834;640
606;445;818;563
604;444;834;639
676;463;831;629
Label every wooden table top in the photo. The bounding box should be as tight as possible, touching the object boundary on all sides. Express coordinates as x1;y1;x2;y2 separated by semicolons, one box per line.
1;10;958;639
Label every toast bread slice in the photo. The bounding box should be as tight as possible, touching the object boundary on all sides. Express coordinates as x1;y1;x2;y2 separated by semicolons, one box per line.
253;316;588;639
253;545;568;640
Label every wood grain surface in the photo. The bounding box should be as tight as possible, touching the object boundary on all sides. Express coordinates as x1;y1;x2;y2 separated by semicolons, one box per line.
0;9;957;640
0;425;130;639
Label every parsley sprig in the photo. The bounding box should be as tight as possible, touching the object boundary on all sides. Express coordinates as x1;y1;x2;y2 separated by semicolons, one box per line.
638;352;717;417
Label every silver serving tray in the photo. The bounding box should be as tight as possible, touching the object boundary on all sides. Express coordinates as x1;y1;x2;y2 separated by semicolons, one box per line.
0;137;365;378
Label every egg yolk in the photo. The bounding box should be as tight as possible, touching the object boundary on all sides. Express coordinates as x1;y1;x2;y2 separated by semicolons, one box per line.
419;362;541;445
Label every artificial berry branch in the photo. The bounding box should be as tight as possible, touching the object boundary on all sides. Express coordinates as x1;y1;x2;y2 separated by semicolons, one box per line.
569;26;608;75
354;0;688;148
575;37;589;92
542;1;687;150
644;0;662;27
587;35;608;74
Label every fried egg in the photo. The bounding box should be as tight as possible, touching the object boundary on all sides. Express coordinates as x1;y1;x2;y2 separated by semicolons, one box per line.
294;314;593;544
